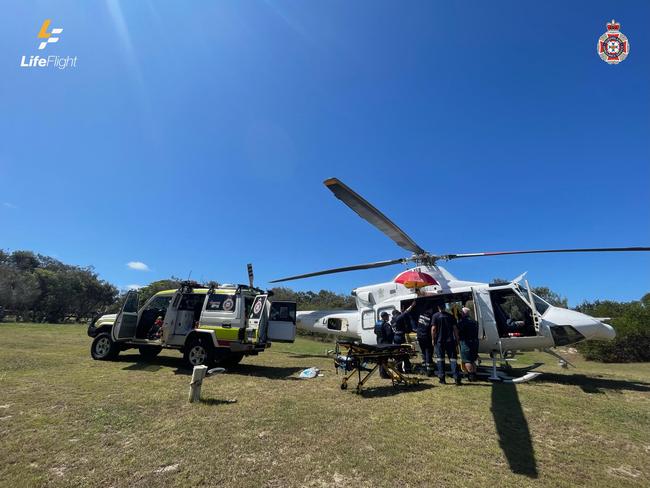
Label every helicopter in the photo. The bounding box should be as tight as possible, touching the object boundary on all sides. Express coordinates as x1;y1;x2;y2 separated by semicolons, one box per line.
271;178;649;363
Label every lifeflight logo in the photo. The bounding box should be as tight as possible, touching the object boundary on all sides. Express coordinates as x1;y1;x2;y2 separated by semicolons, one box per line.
20;19;78;70
37;19;63;49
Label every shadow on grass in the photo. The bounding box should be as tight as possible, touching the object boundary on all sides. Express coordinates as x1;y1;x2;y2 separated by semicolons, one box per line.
117;354;186;373
358;382;435;398
199;398;238;406
226;364;304;380
539;373;650;394
282;352;333;359
115;354;306;379
491;382;538;478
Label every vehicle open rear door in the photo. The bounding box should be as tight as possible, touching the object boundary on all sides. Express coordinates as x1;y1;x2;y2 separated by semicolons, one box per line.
267;300;297;343
248;294;268;343
112;290;139;341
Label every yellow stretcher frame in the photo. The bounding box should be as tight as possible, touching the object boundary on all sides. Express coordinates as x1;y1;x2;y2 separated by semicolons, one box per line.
335;341;421;394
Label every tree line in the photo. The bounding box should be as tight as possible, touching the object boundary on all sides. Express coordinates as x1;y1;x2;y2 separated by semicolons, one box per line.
0;250;647;362
0;250;118;323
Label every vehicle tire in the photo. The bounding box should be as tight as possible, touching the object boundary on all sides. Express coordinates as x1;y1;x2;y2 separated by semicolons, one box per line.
139;345;162;360
91;333;119;360
219;353;244;368
183;336;214;368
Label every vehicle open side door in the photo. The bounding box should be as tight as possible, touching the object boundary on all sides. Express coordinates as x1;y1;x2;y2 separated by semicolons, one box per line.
266;300;297;343
248;294;268;343
112;290;139;341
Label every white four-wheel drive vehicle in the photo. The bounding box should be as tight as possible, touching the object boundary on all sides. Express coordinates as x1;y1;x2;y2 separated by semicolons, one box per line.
88;281;296;368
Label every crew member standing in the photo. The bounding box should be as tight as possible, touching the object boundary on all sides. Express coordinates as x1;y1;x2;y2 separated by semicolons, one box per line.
457;307;480;381
375;311;394;345
431;303;461;385
391;301;415;344
374;311;393;378
391;302;415;373
415;307;435;376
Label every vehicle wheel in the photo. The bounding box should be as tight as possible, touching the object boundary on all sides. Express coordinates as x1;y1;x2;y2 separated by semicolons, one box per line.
183;337;214;368
138;345;162;360
91;333;119;360
218;353;244;368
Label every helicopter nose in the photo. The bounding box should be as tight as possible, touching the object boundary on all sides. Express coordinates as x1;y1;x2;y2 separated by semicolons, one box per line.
544;308;616;344
593;322;616;341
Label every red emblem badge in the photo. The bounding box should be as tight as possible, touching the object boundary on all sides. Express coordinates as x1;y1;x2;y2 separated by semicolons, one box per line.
598;20;629;65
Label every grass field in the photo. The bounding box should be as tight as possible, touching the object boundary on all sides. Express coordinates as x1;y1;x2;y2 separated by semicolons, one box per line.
1;323;649;488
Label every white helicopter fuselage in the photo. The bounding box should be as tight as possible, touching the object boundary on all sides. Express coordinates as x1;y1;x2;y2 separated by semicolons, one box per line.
296;265;615;354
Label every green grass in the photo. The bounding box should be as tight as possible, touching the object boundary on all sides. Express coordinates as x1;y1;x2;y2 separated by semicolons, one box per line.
1;323;649;487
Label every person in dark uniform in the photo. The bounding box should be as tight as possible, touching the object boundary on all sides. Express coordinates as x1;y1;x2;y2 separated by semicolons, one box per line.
374;311;394;345
415;307;435;376
391;302;416;373
374;311;393;378
457;307;480;381
391;302;415;344
431;303;461;385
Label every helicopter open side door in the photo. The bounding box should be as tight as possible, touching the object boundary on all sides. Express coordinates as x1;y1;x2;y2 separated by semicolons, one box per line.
471;287;500;351
112;290;139;341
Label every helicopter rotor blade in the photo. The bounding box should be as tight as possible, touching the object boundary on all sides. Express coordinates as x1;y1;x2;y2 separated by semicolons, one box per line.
442;246;650;260
269;257;407;283
324;178;426;255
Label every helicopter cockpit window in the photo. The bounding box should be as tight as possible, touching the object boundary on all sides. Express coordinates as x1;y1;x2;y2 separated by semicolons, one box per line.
515;284;551;315
490;288;536;338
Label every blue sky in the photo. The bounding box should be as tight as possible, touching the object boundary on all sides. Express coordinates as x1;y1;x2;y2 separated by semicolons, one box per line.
1;1;648;306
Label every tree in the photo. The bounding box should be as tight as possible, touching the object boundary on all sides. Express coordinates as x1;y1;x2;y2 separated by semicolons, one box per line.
576;296;650;362
0;250;117;323
137;279;182;307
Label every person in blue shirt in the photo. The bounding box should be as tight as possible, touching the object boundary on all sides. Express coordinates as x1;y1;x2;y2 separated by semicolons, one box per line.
431;303;461;385
457;307;480;381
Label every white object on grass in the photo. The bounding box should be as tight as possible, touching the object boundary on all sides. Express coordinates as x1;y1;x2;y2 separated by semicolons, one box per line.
299;367;320;379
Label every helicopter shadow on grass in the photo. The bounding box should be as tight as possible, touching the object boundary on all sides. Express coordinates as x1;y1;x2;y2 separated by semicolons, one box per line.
491;382;538;478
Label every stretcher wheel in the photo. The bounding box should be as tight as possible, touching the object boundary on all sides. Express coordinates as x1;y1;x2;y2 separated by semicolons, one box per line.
340;382;348;390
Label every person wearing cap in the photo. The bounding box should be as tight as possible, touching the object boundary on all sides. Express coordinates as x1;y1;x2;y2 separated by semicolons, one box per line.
457;307;480;381
431;303;461;385
374;311;394;345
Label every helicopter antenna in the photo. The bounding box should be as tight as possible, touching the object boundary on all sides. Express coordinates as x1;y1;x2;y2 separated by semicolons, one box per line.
247;263;255;288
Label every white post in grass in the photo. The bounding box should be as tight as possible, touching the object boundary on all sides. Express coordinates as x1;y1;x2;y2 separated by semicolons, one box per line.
189;365;208;403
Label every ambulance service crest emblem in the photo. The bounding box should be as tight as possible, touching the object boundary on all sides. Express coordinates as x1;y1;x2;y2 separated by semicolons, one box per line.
598;20;629;65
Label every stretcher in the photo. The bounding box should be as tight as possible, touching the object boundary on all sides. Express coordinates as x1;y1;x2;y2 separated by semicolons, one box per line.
334;340;420;393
